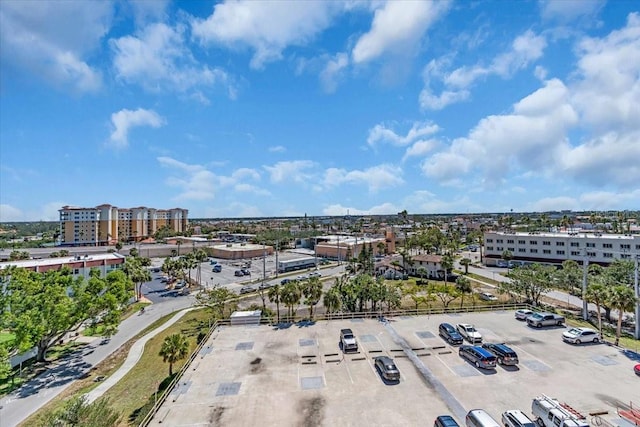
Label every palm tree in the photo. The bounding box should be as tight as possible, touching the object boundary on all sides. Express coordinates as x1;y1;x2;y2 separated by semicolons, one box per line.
323;287;342;314
301;277;323;320
268;284;283;323
440;254;454;283
455;276;472;308
460;258;472;275
585;283;607;338
280;281;302;321
606;285;637;346
159;333;190;376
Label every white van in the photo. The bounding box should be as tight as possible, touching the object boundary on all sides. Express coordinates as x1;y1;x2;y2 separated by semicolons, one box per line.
502;410;536;427
466;410;500;427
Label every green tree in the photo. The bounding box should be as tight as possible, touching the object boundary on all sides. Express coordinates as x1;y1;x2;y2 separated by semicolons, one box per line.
195;285;237;319
45;396;121;427
280;281;302;321
122;257;151;301
555;260;582;295
433;283;458;308
323;287;342;314
585;282;608;338
459;258;472;275
455;276;473;308
159;333;190;376
268;284;283;322
0;268;130;362
440;254;454;283
300;277;323;320
606;285;637;346
9;250;30;261
0;345;12;384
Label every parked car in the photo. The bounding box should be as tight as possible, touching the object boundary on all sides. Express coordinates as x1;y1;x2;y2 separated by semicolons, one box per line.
459;345;497;370
457;323;483;343
373;356;400;381
514;309;534;320
562;327;601;344
280;278;291;285
502;410;535;427
309;271;321;278
634;363;640;376
212;264;222;273
241;268;251;276
435;415;460;427
481;343;519;366
239;286;253;294
526;312;565;328
234;270;244;277
258;283;271;290
466;409;501;427
439;323;464;345
478;292;498;301
296;274;309;280
340;328;358;353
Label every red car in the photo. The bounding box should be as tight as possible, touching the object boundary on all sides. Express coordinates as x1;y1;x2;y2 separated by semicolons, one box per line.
634;364;640;376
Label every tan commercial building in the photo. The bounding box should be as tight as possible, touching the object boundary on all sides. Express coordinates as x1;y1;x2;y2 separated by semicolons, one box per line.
59;204;188;246
315;235;387;261
209;243;274;260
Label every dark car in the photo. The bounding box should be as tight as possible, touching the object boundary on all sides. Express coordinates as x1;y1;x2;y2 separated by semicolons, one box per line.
280;278;291;285
239;286;253;294
234;270;244;277
435;415;460;427
373;356;400;382
481;343;519;366
459;345;497;369
212;264;222;273
241;268;251;276
439;323;463;345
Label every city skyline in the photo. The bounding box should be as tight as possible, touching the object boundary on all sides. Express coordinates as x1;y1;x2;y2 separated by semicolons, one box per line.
1;0;639;222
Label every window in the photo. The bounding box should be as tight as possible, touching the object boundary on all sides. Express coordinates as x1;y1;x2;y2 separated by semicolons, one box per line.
543;241;551;246
530;249;538;253
587;251;596;257
636;245;640;250
602;243;612;248
543;249;551;254
497;247;504;251
508;247;515;252
529;240;538;245
622;254;631;259
556;250;565;255
603;253;613;258
519;248;526;253
497;239;503;243
586;242;595;248
571;242;579;247
486;239;493;243
507;239;514;244
556;242;565;246
620;244;631;250
571;251;580;256
518;240;525;245
487;246;494;251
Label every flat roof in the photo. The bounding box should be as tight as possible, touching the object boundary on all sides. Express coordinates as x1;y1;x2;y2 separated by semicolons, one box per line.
0;253;125;270
149;311;639;426
486;231;638;239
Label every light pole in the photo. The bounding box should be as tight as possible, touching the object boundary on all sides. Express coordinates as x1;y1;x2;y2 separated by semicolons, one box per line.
634;254;639;340
581;248;589;321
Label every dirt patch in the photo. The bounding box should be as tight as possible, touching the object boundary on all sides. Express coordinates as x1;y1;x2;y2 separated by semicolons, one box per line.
594;394;630;410
249;357;265;374
208;405;225;426
297;396;325;427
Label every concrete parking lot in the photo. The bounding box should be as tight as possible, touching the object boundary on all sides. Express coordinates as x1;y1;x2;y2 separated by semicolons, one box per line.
149;311;640;427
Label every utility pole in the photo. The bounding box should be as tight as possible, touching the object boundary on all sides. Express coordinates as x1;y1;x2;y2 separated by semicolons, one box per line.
262;242;266;287
582;248;589;321
635;254;639;340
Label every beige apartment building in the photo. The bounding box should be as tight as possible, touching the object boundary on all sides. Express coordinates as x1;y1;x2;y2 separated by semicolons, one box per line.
59;204;188;246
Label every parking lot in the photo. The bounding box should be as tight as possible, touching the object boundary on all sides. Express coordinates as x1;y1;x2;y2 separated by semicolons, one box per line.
149;311;640;427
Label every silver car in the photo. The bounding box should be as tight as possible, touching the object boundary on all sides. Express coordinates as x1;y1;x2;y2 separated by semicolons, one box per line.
515;309;534;320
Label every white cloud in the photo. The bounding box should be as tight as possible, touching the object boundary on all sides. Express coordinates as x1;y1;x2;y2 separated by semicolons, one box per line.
109;108;166;149
539;0;605;22
233;184;271;196
527;196;579;212
128;0;169;26
367;121;439;147
111;23;235;100
403;190;481;214
322;202;400;216
263;161;316;184
0;1;110;92
351;0;451;64
158;157;217;201
320;52;349;93
268;145;286;153
578;189;640;210
191;1;340;69
0;202;66;222
323;164;404;192
421;30;547;110
402;139;439;161
0;204;23;222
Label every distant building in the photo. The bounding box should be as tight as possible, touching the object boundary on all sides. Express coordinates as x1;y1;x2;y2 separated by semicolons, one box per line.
209;243;273;260
0;253;126;278
314;235;387;261
59;204;188;246
483;231;640;266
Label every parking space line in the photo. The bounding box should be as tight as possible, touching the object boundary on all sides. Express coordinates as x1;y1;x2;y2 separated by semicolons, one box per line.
343;354;354;384
510;344;552;369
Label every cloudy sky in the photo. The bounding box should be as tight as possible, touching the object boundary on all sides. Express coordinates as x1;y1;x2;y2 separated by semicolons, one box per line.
1;0;639;221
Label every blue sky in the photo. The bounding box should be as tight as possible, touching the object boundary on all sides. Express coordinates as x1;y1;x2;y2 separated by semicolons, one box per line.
1;0;639;221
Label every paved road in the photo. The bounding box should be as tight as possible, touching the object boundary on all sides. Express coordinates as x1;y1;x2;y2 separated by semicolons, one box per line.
0;290;194;427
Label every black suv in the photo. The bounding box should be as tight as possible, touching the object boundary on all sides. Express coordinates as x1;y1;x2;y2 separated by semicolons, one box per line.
481;343;519;366
435;415;460;427
439;323;463;345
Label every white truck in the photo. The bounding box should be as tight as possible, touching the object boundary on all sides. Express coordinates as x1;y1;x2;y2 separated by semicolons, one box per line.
531;394;589;427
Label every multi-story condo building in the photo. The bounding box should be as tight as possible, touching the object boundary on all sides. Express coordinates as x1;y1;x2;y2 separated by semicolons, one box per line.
59;204;188;246
483;231;640;267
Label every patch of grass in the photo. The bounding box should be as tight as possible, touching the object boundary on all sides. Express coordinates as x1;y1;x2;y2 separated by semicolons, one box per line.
0;332;15;345
21;307;213;427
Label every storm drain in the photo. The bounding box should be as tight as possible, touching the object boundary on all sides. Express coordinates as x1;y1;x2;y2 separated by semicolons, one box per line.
453;365;481;377
591;355;618;366
359;334;376;343
300;376;324;390
522;360;551;372
416;331;434;339
235;342;254;351
216;382;241;396
299;339;316;347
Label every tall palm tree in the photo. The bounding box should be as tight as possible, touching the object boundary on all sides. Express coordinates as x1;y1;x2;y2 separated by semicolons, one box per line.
585;283;607;338
280;281;302;321
268;284;283;323
455;276;472;308
440;254;454;284
460;258;472;275
323;287;342;314
159;333;190;376
301;277;323;320
606;285;637;346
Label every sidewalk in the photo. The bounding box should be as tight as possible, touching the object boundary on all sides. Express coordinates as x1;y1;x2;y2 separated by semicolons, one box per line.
85;307;196;403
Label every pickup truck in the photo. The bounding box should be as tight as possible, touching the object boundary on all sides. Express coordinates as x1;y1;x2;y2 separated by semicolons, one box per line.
340;328;358;353
526;312;565;328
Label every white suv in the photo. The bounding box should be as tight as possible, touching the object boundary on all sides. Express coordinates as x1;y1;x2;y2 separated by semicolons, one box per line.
502;410;535;427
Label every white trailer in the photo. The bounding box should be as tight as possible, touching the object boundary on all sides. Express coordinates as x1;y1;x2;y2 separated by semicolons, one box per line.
532;395;589;427
278;256;317;273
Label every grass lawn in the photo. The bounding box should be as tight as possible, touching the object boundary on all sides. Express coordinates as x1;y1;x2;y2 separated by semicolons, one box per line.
21;307;213;427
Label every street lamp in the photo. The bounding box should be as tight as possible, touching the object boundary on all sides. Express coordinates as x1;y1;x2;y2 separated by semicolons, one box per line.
634;254;639;340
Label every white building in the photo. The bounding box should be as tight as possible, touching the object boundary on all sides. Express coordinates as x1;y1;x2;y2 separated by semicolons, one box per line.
483;231;640;266
0;253;126;278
